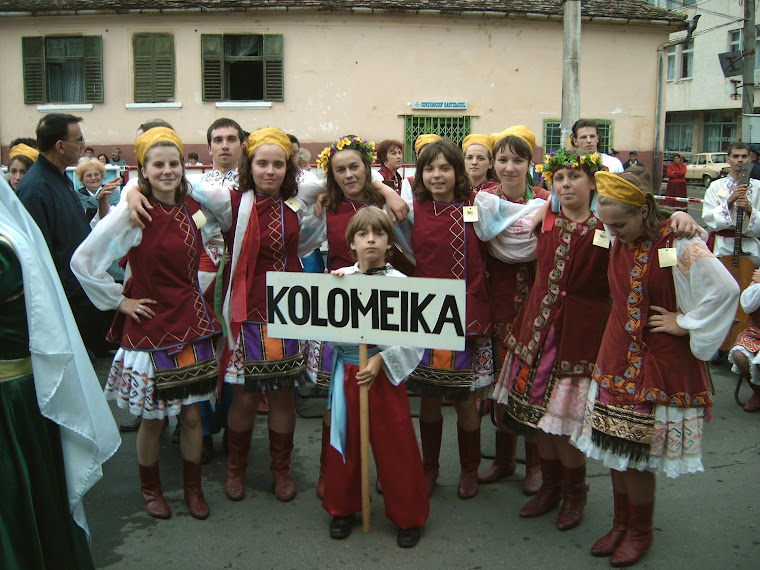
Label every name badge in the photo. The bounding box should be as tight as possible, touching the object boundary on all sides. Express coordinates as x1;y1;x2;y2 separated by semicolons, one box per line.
191;210;207;229
593;229;610;249
717;188;728;199
658;247;677;268
285;197;301;212
463;205;478;222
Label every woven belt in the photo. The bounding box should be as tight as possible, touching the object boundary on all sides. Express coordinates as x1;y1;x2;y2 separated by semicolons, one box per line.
0;357;33;382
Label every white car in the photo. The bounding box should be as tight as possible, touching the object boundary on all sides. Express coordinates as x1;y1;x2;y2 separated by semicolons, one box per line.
685;152;729;188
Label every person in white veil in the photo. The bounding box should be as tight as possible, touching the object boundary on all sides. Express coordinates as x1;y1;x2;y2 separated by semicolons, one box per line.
0;176;120;568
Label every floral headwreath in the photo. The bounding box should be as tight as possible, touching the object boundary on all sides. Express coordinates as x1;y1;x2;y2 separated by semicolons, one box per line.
317;135;376;173
534;148;606;183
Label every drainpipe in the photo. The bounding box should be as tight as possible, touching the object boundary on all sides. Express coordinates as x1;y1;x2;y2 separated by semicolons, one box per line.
654;15;699;188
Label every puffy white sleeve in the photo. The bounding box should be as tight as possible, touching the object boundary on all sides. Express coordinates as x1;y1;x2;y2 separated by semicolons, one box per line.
190;181;233;232
740;282;760;313
379;345;425;385
297;178;326;210
297;202;327;258
475;192;544;262
70;201;142;311
672;236;741;360
392;194;416;264
701;181;734;232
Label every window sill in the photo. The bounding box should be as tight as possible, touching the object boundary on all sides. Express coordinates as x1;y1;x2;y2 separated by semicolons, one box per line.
125;102;183;110
215;101;272;110
37;103;94;112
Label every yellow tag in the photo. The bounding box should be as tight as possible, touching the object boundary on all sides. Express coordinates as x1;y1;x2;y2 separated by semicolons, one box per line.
285;197;301;212
592;229;611;249
191;210;207;229
463;205;479;222
658;247;677;268
717;188;728;199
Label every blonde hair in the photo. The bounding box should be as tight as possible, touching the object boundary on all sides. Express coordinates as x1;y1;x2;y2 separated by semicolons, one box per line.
75;157;106;183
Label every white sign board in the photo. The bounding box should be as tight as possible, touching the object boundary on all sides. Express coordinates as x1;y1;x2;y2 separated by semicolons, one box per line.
411;100;467;110
266;272;466;351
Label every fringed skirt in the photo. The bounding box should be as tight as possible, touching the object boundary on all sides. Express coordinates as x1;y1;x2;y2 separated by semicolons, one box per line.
305;339;333;392
575;380;706;478
729;324;760;386
224;322;305;391
406;336;493;400
105;339;217;420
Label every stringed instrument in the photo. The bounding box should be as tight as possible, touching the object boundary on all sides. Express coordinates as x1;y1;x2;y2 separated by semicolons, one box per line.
719;163;755;350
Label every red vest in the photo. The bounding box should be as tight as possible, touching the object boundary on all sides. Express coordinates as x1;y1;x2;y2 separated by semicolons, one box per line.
226;191;303;323
109;196;220;350
378;165;403;195
326;199;373;271
411;193;491;336
594;222;712;408
507;212;610;378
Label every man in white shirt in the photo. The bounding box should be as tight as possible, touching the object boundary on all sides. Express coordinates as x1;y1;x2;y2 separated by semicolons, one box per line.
702;141;760;267
570;119;624;174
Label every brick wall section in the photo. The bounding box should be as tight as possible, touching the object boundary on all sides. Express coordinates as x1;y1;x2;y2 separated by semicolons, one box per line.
0;1;686;26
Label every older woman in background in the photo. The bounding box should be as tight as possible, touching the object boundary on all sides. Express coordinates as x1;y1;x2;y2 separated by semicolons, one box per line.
376;139;405;193
75;158;122;223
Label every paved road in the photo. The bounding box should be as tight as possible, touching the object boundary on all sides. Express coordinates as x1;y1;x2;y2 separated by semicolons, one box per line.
85;357;759;569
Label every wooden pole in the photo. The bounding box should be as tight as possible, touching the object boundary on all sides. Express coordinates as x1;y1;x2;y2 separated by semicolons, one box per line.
359;343;371;533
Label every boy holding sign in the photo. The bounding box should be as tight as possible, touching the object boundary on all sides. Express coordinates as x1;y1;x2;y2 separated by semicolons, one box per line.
321;206;429;548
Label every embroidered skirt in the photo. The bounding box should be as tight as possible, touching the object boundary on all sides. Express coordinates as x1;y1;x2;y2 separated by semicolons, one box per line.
224;322;305;391
575;380;705;478
105;339;217;420
729;324;760;386
305;339;333;391
407;336;493;400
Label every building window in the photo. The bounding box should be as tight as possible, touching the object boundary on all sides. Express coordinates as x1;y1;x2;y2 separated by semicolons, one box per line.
680;40;693;79
22;36;103;104
201;34;284;102
664;113;693;152
728;29;742;53
543;120;613;154
403;116;471;162
703;111;737;153
666;46;676;81
133;33;175;103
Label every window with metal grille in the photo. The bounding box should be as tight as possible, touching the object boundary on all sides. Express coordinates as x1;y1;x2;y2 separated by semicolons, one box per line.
22;36;103;104
543;120;613;154
201;34;283;102
133;33;175;103
402;115;471;162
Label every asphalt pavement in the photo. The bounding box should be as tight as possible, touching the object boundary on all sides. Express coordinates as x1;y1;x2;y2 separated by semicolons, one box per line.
84;355;760;570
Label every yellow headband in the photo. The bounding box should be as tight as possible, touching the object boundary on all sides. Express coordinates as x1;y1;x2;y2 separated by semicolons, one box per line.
595;171;647;207
492;125;536;152
462;133;493;155
9;143;39;163
414;134;441;156
245;127;291;160
135;127;184;164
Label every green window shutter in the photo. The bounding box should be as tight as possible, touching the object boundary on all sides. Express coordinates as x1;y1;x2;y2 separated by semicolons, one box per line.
22;36;45;104
153;34;175;102
133;34;155;102
201;34;223;101
83;35;103;103
263;34;284;101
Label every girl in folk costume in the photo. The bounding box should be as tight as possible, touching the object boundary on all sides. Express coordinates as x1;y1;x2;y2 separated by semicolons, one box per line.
729;268;760;412
478;126;550;495
578;169;738;566
493;149;611;532
303;135;391;498
462;133;501;194
394;138;544;499
218;128;320;503
71;128;220;520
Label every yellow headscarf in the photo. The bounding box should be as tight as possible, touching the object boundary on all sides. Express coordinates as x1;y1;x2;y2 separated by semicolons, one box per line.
491;125;536;152
9;143;39;163
135;127;184;164
462;134;494;155
414;134;441;156
595;171;647;207
245;127;291;160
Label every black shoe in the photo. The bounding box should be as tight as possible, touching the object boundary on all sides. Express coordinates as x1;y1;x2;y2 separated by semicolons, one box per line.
201;435;215;465
172;423;182;444
329;515;354;539
397;527;421;548
119;416;141;432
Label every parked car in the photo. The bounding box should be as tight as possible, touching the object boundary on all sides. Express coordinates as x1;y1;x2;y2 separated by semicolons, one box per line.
685;152;729;187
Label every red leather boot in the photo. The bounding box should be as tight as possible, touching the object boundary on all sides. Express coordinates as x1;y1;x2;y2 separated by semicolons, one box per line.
269;429;296;502
478;430;517;483
555;464;588;530
139;463;171;519
610;501;654;567
592;490;629;556
457;425;481;499
419;418;443;496
225;429;252;501
519;457;562;517
183;459;210;520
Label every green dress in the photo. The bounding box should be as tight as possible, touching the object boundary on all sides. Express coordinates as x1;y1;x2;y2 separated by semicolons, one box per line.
0;240;94;569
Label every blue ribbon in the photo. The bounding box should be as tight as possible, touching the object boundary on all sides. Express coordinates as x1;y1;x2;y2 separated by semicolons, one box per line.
327;345;381;462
